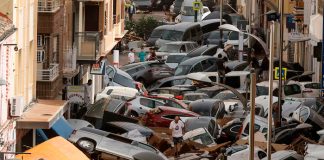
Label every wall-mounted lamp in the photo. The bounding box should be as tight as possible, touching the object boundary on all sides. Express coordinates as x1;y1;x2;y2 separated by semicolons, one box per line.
3;43;18;52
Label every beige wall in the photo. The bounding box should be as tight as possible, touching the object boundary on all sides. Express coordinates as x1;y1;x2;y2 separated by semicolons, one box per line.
0;0;13;19
12;0;38;106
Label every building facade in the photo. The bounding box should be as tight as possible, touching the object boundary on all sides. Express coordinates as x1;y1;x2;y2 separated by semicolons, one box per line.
74;0;127;102
36;0;74;99
0;0;38;158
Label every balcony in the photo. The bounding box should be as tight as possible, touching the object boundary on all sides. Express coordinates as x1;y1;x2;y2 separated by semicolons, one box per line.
37;63;59;82
38;0;60;13
74;32;101;63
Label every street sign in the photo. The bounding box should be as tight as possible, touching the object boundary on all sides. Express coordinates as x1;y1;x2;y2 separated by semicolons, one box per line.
274;67;287;80
90;61;105;75
192;1;202;11
67;86;85;104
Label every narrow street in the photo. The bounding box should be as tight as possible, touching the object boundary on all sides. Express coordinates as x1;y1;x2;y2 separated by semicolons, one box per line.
0;0;324;160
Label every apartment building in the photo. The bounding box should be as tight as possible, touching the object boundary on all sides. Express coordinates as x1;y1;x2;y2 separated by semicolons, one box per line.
36;0;74;99
0;0;38;158
74;0;127;102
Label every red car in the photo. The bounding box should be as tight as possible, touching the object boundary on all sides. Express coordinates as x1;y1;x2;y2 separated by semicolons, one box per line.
145;95;188;110
143;106;199;128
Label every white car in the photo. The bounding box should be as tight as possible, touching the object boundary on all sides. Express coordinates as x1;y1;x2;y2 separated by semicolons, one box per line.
227;145;267;160
262;150;303;160
95;86;139;102
299;82;320;98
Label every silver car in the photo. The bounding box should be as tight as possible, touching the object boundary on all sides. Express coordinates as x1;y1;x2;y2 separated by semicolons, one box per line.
68;127;167;160
127;96;165;117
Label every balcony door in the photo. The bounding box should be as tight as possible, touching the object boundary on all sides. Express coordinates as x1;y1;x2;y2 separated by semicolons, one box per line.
85;4;99;31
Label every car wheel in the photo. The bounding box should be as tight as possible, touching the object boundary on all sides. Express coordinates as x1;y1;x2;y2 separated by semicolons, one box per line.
130;111;139;118
77;139;95;153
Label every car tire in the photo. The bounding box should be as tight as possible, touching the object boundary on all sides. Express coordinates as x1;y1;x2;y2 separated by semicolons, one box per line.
130;111;139;118
76;139;95;153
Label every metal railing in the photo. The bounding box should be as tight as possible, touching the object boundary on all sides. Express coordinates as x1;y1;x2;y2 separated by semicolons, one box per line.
74;31;101;61
38;0;60;13
37;63;59;81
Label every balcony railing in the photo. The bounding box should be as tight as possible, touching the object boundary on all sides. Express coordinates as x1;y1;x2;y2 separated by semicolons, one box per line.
37;63;59;82
38;0;60;13
74;31;101;62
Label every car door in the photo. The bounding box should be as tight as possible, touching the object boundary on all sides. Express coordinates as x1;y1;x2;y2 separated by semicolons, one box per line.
139;98;165;114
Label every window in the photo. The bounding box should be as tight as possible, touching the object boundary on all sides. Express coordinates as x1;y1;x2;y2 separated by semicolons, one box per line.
37;50;45;63
203;47;217;56
201;60;213;70
37;35;43;47
191;63;203;73
140;98;164;108
225;76;241;88
113;74;135;88
283;157;297;160
304;83;320;89
191;29;197;37
284;84;301;96
53;36;58;63
243;123;261;134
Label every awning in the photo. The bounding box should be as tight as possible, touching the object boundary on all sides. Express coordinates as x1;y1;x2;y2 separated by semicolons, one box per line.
309;14;323;45
16;137;89;160
16;100;69;129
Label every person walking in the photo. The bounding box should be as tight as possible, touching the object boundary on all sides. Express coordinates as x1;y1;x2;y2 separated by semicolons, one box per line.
169;116;185;158
128;0;136;21
216;59;226;84
84;79;93;107
138;46;146;62
128;48;135;64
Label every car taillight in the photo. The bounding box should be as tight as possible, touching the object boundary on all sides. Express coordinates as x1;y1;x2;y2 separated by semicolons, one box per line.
175;95;183;100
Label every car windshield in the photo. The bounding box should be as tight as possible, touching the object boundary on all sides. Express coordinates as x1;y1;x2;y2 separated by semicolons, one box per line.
209;31;229;39
166;55;186;63
150;29;164;38
175;65;191;75
183;6;196;16
228;32;248;40
113;74;135;88
158;44;181;53
161;30;183;41
256;86;269;96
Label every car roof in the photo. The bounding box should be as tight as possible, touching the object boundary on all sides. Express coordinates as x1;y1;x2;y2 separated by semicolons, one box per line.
179;56;215;66
168;53;188;56
107;121;151;131
172;22;201;31
157;75;187;82
185;117;214;129
199;19;225;26
154;24;173;30
187;45;218;57
225;71;250;76
158;106;198;115
256;80;300;88
166;41;197;45
225;60;248;68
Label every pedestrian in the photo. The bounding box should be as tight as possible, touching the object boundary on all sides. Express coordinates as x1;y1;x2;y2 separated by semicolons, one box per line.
260;55;269;81
84;79;93;107
138;46;146;62
169;116;185;158
128;0;136;21
249;49;260;80
62;78;68;100
128;48;135;64
147;47;157;61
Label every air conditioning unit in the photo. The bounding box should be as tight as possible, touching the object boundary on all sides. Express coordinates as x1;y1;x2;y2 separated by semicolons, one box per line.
10;96;25;117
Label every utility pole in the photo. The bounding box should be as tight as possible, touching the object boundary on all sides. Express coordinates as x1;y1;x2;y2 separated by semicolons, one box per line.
277;0;284;128
249;68;256;160
219;0;224;48
267;20;275;160
194;0;198;22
